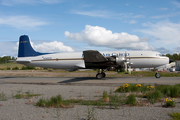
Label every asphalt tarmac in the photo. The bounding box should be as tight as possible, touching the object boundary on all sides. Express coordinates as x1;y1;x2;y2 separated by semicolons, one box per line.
0;76;180;85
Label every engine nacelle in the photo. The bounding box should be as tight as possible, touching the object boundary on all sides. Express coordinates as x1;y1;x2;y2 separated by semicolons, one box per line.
107;66;116;71
116;56;125;65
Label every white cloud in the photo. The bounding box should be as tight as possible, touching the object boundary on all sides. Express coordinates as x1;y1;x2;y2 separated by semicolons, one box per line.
129;20;137;24
65;25;154;50
1;55;7;57
71;10;115;18
151;12;180;18
0;0;61;6
0;41;18;57
174;47;180;53
40;0;60;4
0;15;47;29
137;21;180;44
172;1;180;8
71;10;144;19
15;41;74;53
124;20;137;24
159;7;169;11
156;47;171;54
34;41;74;53
133;15;144;18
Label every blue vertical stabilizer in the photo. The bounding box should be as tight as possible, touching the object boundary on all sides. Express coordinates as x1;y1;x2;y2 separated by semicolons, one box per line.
18;35;46;57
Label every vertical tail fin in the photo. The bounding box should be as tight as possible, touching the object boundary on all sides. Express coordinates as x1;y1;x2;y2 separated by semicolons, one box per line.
18;35;44;57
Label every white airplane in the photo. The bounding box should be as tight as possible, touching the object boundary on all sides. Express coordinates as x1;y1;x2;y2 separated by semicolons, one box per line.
16;35;171;79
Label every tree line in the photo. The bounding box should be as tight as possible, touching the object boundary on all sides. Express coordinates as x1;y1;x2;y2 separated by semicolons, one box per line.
0;56;16;64
164;54;180;61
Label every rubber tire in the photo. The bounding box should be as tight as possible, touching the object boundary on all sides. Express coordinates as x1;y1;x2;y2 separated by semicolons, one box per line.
155;73;161;78
96;73;103;79
102;73;106;78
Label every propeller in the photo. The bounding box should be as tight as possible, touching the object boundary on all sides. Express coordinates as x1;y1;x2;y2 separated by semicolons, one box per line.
124;52;133;74
124;52;127;73
124;62;127;73
129;65;131;74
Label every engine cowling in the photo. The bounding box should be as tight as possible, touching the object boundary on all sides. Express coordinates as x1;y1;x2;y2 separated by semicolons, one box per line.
116;56;125;65
107;66;116;71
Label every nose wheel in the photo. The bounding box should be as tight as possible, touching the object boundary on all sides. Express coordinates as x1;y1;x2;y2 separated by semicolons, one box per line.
155;73;161;78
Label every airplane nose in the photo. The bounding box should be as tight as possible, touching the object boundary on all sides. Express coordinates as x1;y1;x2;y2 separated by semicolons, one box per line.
169;58;173;63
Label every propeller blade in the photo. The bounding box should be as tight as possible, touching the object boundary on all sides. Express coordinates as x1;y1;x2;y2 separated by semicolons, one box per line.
129;57;131;74
129;65;131;74
125;62;127;72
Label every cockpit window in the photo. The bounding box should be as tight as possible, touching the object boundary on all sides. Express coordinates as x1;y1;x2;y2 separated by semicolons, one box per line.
156;54;162;56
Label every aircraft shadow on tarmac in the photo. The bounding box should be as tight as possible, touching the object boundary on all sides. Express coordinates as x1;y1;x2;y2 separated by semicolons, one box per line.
0;76;18;79
0;76;29;79
58;77;119;83
58;77;97;83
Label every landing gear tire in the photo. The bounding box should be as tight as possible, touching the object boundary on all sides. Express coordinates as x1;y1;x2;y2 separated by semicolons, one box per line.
96;69;106;79
102;73;106;78
155;73;161;78
96;73;103;79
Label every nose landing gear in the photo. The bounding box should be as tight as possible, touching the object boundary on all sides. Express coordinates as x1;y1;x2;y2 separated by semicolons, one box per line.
155;72;161;78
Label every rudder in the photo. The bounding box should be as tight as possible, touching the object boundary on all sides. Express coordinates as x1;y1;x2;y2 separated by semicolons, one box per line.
18;35;44;57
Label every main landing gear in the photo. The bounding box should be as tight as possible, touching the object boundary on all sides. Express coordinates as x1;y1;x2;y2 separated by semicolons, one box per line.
96;69;106;79
96;69;161;79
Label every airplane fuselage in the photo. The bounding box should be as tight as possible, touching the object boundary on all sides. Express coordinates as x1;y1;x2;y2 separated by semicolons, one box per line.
17;51;169;69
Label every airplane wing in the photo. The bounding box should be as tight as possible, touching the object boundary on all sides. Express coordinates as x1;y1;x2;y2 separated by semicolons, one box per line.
83;50;108;63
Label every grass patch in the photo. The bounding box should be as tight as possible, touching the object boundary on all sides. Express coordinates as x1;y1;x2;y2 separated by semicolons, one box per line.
125;94;136;106
36;95;71;108
0;92;7;101
35;84;180;109
0;62;25;69
86;106;96;120
170;86;180;98
155;85;171;97
168;111;180;120
13;90;41;99
12;66;19;70
36;91;126;109
21;66;36;70
115;83;180;104
146;90;162;104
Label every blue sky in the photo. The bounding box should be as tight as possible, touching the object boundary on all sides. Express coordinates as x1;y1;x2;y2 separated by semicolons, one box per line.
0;0;180;57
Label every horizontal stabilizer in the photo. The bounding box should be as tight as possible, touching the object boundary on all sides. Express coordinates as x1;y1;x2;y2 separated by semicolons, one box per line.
8;60;16;63
83;50;108;62
16;60;31;63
